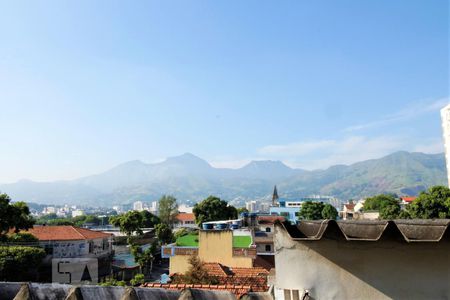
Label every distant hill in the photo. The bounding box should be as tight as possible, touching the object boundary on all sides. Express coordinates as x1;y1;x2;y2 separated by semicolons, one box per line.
0;151;447;206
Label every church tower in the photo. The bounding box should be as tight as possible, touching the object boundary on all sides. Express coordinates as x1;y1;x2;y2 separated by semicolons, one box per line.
272;185;279;206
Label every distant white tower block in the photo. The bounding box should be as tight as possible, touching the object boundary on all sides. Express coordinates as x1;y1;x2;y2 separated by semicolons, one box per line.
440;104;450;187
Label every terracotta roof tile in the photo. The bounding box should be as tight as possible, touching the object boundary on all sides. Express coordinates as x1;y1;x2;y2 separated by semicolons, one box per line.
141;283;262;298
175;213;195;222
20;225;111;241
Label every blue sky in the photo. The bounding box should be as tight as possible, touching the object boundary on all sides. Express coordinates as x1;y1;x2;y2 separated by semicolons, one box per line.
0;1;448;183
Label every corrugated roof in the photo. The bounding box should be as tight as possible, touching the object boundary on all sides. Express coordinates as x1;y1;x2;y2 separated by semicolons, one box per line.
280;219;450;242
21;225;112;241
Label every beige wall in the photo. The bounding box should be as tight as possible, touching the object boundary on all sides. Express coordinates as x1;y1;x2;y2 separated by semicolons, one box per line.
169;230;253;274
169;255;191;274
198;230;253;268
274;224;450;300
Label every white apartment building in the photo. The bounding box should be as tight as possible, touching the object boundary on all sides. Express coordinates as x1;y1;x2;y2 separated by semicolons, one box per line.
72;209;85;218
246;200;258;212
133;201;144;211
440;103;450;187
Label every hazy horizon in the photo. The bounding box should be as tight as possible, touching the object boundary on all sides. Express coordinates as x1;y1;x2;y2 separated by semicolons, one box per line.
1;150;445;184
0;1;448;183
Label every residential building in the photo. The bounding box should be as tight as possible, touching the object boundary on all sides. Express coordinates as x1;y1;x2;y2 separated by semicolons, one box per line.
22;225;113;259
71;209;85;218
42;206;56;214
162;229;257;274
17;225;113;281
253;215;285;269
173;213;197;228
274;219;450;299
178;204;192;214
340;202;355;220
401;196;417;205
133;201;144;211
441;103;450;187
245;200;258;212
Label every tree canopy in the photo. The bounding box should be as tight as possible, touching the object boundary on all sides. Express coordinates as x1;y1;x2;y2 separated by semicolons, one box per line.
110;211;144;241
298;201;338;220
193;196;237;225
158;195;178;225
407;186;450;219
363;194;399;211
140;210;160;228
155;223;174;245
0;246;46;281
0;194;35;237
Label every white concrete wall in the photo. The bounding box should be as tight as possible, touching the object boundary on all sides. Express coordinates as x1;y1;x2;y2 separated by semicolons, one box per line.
274;224;450;300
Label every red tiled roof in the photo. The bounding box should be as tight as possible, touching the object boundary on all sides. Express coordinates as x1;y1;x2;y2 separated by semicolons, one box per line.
203;263;229;276
21;225;112;241
257;215;285;225
141;283;261;298
344;203;355;210
175;213;195;222
170;263;269;295
401;196;416;203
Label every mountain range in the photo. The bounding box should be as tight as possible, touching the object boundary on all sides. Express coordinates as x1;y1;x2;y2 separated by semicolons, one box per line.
0;151;447;207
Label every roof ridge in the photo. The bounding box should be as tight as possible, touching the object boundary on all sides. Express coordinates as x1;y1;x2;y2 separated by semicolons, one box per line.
70;226;87;239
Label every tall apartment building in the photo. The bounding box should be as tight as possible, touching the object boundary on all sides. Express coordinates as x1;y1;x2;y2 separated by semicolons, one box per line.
440;104;450;186
133;201;144;211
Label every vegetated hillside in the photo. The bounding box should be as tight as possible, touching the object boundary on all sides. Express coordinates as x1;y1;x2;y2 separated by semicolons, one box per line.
0;151;446;206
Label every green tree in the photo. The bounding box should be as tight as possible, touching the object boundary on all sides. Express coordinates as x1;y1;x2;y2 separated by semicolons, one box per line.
407;186;450;219
130;273;145;286
0;246;46;281
298;201;325;220
193;196;238;225
158;195;178;225
132;241;158;275
363;194;400;211
140;210;160;228
321;204;338;220
0;194;35;237
99;279;126;286
155;223;174;244
237;207;249;215
48;218;75;226
8;233;39;244
380;204;401;220
110;211;144;243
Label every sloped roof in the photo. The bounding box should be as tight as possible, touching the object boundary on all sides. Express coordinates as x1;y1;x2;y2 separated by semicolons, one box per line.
280;219;450;242
344;203;355;210
22;225;112;241
175;213;195;222
142;283;251;299
401;196;417;203
257;215;285;225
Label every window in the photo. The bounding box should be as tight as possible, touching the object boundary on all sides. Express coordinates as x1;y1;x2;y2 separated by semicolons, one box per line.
280;212;289;217
265;227;271;232
265;244;271;252
284;289;292;300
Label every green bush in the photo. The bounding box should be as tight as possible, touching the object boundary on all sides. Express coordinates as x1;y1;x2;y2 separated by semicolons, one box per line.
0;246;46;281
100;279;127;286
8;233;39;243
130;273;145;286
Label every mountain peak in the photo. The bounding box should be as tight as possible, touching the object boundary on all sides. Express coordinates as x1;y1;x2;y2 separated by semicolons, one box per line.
164;153;211;168
244;160;291;169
